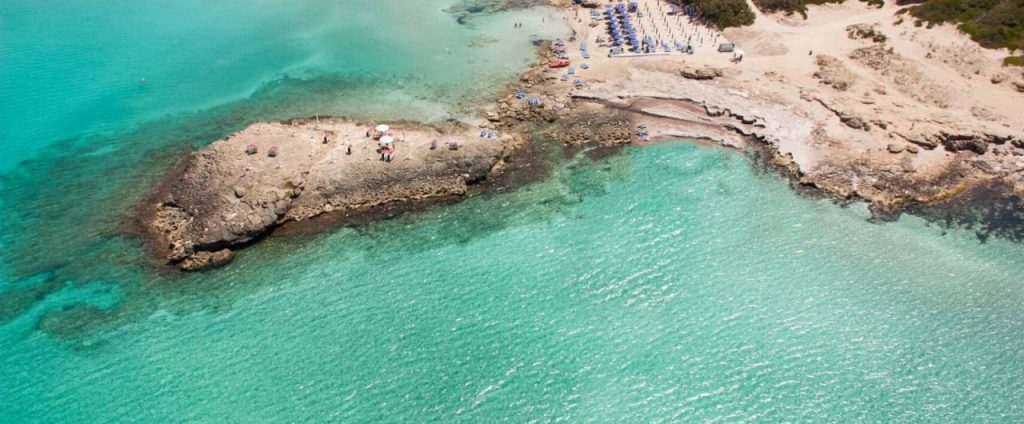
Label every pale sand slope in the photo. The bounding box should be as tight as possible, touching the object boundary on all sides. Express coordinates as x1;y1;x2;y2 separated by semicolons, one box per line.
561;0;1023;211
146;119;510;270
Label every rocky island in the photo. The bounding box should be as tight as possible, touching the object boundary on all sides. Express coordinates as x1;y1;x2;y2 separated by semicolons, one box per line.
144;119;511;270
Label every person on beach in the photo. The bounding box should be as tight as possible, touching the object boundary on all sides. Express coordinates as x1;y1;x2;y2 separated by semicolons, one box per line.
346;142;352;155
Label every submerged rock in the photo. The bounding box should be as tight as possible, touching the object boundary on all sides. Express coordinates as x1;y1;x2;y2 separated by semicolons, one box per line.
180;249;234;272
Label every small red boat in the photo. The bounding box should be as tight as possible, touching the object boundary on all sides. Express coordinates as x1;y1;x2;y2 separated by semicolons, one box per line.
548;59;570;68
268;146;280;157
245;144;258;155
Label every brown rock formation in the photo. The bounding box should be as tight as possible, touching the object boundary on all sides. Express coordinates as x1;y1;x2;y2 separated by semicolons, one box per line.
144;119;509;270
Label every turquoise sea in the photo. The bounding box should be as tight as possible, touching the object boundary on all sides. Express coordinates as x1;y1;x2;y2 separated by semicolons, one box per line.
2;1;1024;422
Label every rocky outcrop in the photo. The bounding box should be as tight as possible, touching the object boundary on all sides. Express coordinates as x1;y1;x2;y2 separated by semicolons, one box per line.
812;97;870;131
569;72;1024;227
850;44;950;108
144;119;508;271
550;110;633;146
813;55;856;91
938;131;1021;155
179;249;234;272
940;132;989;154
680;65;724;80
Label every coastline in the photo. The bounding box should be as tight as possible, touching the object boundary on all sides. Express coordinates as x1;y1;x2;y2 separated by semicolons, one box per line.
140;0;1024;270
536;0;1024;229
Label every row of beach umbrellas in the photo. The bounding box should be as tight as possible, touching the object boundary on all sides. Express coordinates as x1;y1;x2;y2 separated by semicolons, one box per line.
604;4;639;49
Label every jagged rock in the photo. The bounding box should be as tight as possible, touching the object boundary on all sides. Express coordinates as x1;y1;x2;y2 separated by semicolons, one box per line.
179;249;234;272
991;73;1008;84
233;186;246;198
680;65;723;80
840;114;870;131
896;131;938;150
553;112;632;146
941;132;988;154
1014;81;1024;93
906;145;920;154
887;143;904;153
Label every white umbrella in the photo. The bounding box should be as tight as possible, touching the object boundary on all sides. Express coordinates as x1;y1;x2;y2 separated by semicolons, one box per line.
379;135;394;146
376;124;390;132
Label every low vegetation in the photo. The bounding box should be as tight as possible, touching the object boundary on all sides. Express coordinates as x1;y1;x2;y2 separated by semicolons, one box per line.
750;0;843;17
667;0;756;29
736;0;1023;64
904;0;1024;57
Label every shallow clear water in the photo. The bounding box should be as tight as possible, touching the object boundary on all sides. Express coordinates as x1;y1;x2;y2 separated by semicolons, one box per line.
0;0;566;171
3;143;1024;422
3;1;1024;423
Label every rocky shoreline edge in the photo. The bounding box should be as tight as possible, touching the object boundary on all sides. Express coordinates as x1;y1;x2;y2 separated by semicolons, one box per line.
140;29;1024;271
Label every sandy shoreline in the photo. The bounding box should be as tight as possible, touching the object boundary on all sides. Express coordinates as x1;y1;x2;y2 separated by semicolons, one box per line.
141;0;1024;270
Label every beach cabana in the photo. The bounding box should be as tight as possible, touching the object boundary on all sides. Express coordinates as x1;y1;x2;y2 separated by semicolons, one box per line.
376;124;390;133
378;135;394;147
718;43;736;53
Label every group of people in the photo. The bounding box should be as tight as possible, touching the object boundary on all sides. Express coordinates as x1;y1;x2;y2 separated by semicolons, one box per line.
378;146;394;162
365;127;397;162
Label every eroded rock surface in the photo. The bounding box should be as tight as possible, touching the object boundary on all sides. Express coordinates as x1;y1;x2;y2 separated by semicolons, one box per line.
145;119;509;270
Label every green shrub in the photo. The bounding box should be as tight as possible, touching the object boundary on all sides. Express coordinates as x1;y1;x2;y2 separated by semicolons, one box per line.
751;0;844;17
668;0;1024;66
667;0;756;29
907;0;1024;52
1005;55;1024;66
